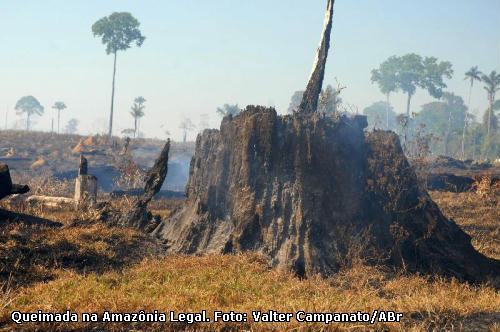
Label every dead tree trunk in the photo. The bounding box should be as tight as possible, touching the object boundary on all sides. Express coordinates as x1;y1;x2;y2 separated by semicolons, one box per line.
0;164;12;199
299;0;335;114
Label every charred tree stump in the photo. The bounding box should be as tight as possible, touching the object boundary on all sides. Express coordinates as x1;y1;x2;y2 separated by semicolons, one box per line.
116;139;170;231
0;163;29;200
152;107;499;285
74;156;97;205
74;175;97;205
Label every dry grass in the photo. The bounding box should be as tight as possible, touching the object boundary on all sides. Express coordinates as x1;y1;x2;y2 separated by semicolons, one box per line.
0;192;498;331
430;191;499;260
1;255;498;331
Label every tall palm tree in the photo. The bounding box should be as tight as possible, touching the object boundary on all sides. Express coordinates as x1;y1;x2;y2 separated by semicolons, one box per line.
465;67;482;103
130;96;146;138
481;71;500;137
52;101;67;134
461;67;482;159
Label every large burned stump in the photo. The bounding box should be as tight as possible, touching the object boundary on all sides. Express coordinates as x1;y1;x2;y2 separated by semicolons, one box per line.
153;106;499;284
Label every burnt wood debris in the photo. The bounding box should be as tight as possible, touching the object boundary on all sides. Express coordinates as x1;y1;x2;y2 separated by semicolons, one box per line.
102;139;171;231
0;163;29;200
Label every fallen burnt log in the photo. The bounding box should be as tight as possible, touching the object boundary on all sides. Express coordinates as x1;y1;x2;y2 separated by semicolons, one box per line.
26;195;76;209
425;173;475;192
431;155;494;172
0;163;29;200
0;157;31;162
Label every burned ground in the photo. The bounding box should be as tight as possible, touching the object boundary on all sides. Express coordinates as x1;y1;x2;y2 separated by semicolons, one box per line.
0;190;498;331
0;130;194;193
0;201;166;289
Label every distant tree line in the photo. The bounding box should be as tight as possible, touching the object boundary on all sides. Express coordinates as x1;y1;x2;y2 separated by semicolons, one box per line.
365;53;500;161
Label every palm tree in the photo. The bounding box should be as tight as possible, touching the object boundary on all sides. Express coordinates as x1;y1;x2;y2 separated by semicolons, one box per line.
15;96;44;131
130;96;146;138
461;67;482;159
481;71;500;137
465;67;482;104
52;101;67;134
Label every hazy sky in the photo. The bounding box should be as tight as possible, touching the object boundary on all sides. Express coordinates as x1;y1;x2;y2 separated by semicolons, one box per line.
1;0;499;141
